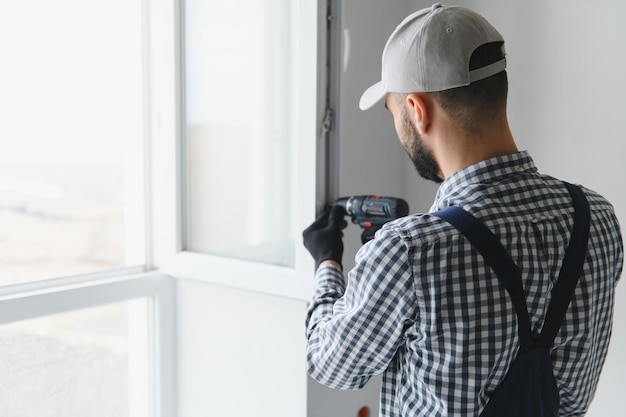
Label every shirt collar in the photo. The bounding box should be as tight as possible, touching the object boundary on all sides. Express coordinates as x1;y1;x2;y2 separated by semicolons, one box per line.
431;151;537;211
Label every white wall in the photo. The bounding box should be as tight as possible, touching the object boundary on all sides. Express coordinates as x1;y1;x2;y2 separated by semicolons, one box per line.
176;279;308;417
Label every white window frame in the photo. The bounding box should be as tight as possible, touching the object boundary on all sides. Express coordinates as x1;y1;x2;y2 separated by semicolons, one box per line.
149;0;319;301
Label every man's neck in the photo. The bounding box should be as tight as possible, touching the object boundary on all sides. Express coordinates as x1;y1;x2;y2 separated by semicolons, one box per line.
436;119;518;179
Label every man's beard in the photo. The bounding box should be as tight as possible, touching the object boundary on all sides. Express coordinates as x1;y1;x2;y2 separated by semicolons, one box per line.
401;108;443;183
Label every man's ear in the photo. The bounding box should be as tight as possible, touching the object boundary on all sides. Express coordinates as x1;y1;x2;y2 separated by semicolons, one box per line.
405;93;430;135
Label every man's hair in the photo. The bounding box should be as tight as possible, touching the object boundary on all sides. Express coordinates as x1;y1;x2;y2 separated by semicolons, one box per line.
429;42;508;136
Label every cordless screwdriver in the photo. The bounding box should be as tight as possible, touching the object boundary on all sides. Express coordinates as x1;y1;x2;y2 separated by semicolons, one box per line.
335;195;409;243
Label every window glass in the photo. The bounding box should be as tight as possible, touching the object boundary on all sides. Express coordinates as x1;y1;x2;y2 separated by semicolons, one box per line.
183;0;295;266
0;0;145;284
0;299;150;416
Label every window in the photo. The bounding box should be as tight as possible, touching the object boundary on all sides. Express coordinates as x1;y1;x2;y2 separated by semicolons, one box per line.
150;0;318;300
182;0;295;267
0;275;175;417
0;300;148;416
0;1;175;416
0;0;321;414
0;0;145;284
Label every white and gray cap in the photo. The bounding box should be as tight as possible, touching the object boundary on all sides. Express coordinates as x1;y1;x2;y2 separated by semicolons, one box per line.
359;4;507;110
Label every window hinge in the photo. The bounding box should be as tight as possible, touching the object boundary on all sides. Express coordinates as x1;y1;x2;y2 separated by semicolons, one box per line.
321;107;333;135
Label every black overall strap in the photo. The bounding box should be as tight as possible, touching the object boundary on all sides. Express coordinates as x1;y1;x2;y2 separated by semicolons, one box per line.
536;182;591;347
433;182;590;351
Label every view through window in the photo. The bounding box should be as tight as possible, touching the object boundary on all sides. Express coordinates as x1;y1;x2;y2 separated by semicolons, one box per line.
0;299;150;416
0;0;145;284
183;0;295;267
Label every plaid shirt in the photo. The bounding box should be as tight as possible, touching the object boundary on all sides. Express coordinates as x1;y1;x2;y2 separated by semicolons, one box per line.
306;151;623;417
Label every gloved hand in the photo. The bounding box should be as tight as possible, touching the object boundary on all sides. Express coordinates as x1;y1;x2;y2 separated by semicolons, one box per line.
303;205;348;269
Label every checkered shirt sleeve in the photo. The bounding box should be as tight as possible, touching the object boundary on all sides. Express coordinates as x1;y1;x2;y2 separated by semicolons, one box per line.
305;151;623;417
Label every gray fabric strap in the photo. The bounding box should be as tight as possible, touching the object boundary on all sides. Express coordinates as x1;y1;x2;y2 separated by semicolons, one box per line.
469;58;507;82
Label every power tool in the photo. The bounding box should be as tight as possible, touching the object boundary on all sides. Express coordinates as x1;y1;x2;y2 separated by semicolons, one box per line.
335;195;409;243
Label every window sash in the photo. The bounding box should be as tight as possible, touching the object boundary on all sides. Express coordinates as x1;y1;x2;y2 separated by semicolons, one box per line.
149;0;318;301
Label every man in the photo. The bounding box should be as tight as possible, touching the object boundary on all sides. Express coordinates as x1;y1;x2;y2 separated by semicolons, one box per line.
303;4;623;417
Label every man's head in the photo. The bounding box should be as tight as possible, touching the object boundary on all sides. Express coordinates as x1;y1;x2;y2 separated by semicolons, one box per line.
360;4;507;111
361;4;511;182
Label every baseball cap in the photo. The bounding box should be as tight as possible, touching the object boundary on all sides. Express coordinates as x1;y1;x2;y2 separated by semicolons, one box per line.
359;4;507;110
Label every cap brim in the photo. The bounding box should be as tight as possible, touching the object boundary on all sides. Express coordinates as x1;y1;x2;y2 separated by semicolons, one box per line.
359;81;386;110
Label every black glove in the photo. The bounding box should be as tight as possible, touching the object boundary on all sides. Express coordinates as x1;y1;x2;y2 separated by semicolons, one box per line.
303;205;348;269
